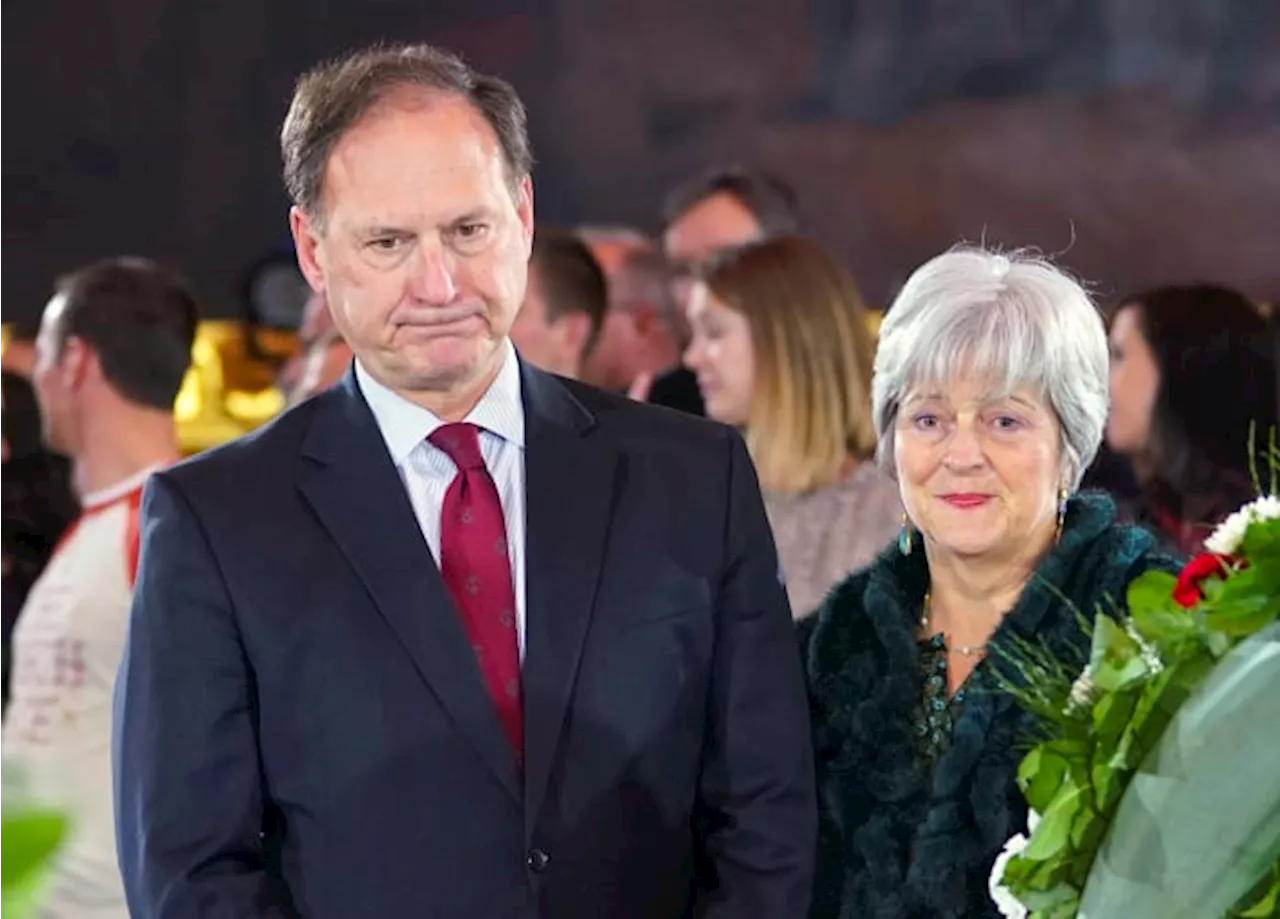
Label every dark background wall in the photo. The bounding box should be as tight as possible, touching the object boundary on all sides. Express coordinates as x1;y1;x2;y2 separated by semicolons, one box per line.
5;0;1279;323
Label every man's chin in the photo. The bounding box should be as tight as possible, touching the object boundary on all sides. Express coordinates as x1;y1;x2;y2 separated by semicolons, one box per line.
394;337;503;393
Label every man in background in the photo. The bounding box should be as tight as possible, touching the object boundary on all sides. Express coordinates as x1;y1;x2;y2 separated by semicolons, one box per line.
4;257;196;919
3;316;77;713
662;165;800;301
279;291;354;406
509;228;606;379
2;370;78;709
638;166;800;412
581;231;701;412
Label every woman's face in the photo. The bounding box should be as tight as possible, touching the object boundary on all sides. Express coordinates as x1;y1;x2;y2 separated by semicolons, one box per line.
682;282;755;426
1106;304;1160;457
895;376;1065;562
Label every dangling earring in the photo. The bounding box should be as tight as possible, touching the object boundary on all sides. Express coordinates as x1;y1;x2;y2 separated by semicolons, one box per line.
898;513;913;556
1055;488;1069;542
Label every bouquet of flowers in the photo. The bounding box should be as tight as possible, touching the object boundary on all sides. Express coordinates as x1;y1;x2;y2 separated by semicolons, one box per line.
989;437;1280;919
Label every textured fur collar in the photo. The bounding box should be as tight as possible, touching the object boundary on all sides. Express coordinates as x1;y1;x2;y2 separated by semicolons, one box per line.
802;492;1181;919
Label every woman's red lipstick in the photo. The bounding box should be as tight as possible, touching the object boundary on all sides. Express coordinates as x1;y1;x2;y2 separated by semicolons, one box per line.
940;493;991;509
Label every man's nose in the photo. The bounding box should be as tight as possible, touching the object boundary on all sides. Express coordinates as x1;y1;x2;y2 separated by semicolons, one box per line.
407;246;458;305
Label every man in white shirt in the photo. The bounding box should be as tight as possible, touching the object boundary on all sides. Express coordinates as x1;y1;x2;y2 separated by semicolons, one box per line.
4;257;196;919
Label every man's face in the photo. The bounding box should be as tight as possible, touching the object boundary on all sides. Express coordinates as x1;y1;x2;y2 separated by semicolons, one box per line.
291;90;534;402
579;237;652;391
509;264;589;379
661;191;764;312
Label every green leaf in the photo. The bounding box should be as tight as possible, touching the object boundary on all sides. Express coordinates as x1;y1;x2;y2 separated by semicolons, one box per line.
1242;516;1280;564
1017;746;1042;794
1125;570;1179;616
1126;572;1189;647
1092;757;1120;812
1130;607;1200;656
1231;860;1280;918
1;809;69;887
1206;630;1233;657
1089;617;1151;692
1092;688;1138;752
1069;795;1095;849
1020;885;1079;914
1023;894;1078;914
1024;781;1087;861
1023;747;1070;812
1;806;70;919
1239;886;1279;919
1070;810;1107;858
1203;591;1274;639
1200;575;1228;602
1205;567;1280;636
1109;660;1208;771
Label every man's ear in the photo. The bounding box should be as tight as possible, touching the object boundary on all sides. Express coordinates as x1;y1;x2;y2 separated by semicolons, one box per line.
630;302;660;335
59;336;95;391
556;313;592;364
515;175;535;257
290;206;327;294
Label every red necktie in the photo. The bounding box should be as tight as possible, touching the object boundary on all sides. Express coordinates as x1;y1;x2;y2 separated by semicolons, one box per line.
429;423;523;760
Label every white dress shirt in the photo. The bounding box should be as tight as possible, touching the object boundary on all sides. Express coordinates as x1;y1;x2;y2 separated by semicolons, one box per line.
355;341;527;658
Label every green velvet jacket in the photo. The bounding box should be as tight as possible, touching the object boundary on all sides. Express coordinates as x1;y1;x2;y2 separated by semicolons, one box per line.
799;492;1182;919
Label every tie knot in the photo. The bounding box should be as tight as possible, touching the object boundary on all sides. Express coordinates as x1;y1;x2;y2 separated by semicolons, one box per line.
429;423;486;471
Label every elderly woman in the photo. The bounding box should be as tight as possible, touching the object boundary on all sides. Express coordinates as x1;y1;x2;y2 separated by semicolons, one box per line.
800;248;1181;919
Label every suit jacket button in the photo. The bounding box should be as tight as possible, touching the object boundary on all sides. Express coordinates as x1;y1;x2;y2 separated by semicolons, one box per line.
527;848;550;873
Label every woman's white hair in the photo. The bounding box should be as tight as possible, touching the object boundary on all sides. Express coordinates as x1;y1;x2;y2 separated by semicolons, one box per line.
873;246;1109;489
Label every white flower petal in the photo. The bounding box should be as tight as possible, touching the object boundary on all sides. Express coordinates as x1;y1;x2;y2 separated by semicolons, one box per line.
988;824;1037;919
1205;494;1280;555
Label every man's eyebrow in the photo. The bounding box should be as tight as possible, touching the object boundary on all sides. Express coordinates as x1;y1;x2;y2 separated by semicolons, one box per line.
352;223;413;238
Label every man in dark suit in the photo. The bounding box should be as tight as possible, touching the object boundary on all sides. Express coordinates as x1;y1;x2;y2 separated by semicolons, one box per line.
113;43;816;919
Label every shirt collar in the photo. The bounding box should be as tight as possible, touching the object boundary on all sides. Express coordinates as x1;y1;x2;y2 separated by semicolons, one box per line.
355;339;525;467
81;462;167;510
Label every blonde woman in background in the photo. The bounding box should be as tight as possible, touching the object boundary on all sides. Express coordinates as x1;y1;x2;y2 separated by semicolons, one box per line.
684;235;901;617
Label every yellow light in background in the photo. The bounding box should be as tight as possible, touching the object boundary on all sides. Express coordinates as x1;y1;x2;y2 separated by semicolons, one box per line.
175;322;290;454
173;333;222;423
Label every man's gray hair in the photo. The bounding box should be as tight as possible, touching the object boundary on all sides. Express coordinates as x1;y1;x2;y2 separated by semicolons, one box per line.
873;247;1109;489
281;43;532;226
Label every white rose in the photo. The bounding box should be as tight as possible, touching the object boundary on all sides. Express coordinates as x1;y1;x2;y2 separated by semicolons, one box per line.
1204;494;1280;556
988;811;1040;919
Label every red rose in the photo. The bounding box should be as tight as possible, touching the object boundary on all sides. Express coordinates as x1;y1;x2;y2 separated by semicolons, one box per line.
1172;553;1237;607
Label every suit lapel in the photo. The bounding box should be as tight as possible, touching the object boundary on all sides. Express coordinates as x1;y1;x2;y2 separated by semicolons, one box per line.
297;372;521;802
519;366;619;835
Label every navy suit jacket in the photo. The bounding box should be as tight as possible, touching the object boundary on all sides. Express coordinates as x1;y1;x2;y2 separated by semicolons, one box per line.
113;363;816;918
